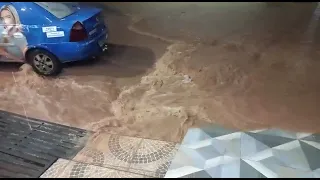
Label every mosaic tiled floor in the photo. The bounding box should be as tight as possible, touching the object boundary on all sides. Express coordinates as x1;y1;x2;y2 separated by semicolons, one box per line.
165;125;320;178
41;133;179;178
40;159;145;178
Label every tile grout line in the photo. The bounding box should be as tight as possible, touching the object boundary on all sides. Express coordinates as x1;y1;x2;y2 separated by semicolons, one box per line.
55;159;74;178
67;132;146;176
71;158;128;172
52;158;148;178
127;137;146;174
77;132;159;177
73;133;150;176
125;133;181;177
94;130;181;144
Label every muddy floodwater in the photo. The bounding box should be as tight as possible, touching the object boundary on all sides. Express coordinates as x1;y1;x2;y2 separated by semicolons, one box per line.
1;2;320;142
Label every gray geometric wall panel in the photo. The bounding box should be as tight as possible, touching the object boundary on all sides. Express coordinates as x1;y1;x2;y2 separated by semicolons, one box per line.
165;125;320;178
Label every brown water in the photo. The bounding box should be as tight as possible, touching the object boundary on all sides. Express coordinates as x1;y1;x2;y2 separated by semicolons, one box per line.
1;2;320;143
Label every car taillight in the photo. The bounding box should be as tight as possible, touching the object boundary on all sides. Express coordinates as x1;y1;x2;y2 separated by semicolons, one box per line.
70;21;88;42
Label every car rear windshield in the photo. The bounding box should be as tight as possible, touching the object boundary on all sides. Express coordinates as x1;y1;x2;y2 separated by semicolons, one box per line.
34;2;79;19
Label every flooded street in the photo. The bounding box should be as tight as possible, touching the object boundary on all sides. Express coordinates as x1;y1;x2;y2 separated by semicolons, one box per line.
1;2;320;142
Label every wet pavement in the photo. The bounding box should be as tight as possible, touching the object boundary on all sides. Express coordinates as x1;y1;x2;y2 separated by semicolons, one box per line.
1;2;320;142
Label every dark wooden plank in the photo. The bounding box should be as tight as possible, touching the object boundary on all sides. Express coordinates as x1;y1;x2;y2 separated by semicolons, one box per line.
0;140;58;160
0;110;90;178
0;152;43;171
0;146;54;165
0;168;32;178
28;132;79;149
30;128;83;145
37;125;86;138
0;162;39;177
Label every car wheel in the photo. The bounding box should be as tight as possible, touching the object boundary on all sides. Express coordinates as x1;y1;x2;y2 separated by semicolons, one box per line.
27;49;62;76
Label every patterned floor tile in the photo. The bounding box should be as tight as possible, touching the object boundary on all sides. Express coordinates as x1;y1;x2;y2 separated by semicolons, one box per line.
56;161;145;178
165;126;320;178
125;168;156;178
129;139;179;178
40;159;71;178
73;133;142;171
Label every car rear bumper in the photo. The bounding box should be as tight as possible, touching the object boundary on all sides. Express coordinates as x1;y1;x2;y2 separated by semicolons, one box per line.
57;32;109;63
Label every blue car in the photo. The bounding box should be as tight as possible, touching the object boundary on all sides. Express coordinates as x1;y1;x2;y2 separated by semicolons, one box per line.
0;2;108;76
